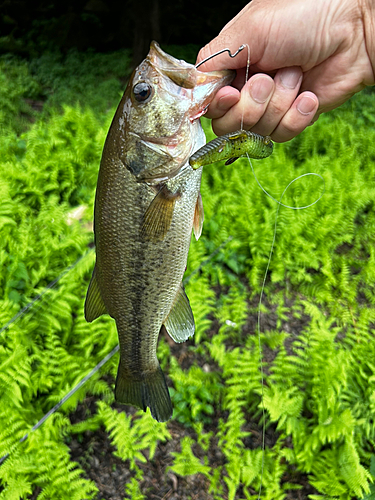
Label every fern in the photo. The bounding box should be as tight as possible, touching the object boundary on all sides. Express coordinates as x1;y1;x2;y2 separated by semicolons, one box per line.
169;437;210;477
98;401;170;467
1;49;375;500
124;477;146;500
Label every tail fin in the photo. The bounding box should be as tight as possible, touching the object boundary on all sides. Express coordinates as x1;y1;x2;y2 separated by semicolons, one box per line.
115;363;173;422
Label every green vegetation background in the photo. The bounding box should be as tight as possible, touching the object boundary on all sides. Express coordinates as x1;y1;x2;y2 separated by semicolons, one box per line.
1;46;375;499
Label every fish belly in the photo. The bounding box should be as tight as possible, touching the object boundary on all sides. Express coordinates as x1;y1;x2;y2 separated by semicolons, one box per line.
94;157;202;420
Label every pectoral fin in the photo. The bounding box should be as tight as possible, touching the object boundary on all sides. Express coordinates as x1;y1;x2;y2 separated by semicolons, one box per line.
141;185;180;242
84;266;107;322
164;285;195;343
193;191;204;241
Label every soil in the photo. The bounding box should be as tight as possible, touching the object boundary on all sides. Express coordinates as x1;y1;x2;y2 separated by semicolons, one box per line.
68;398;317;500
67;291;319;500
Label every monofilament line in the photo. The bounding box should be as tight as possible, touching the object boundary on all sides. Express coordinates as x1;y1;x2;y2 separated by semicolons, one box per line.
240;44;250;132
0;237;233;466
247;152;325;500
0;344;119;465
0;249;93;336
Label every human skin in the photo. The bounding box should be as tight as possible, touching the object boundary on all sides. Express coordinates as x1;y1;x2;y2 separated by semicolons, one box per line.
196;0;375;142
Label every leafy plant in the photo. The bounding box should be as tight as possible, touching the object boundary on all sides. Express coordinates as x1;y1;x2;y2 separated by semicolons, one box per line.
1;46;375;500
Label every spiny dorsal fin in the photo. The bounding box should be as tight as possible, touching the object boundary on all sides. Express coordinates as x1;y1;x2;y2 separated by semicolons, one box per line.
193;191;204;241
141;185;180;242
164;285;195;343
84;265;107;322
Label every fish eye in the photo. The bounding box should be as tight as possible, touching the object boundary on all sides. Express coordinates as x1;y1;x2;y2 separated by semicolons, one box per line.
264;137;272;145
133;82;152;102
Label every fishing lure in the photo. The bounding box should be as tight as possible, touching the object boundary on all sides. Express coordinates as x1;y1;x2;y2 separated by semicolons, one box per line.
189;129;273;168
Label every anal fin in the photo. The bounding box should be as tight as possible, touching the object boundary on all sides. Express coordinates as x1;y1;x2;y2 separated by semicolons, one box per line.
84;265;107;322
164;285;195;343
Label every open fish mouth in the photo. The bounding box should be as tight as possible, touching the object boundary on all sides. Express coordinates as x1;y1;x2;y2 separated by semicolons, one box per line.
120;42;235;185
148;41;235;123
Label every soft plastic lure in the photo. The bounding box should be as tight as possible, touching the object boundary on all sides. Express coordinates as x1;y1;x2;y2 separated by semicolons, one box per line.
189;130;273;168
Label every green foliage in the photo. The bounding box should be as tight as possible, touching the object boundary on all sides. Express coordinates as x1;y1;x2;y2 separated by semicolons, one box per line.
98;401;170;467
29;49;132;116
169;360;220;426
169;436;211;477
363;455;375;500
1;47;375;500
124;477;146;500
0;55;40;135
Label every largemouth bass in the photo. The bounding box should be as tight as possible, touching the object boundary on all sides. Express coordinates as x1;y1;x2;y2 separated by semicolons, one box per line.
85;42;234;422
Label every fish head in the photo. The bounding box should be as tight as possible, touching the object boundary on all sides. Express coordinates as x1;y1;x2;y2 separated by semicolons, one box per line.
115;41;234;183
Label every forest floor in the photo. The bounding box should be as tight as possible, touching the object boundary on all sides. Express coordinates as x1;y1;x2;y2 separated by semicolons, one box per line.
68;292;319;500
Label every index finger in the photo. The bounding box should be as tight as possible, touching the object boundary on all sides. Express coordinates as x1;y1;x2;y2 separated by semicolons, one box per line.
196;37;251;72
196;3;264;71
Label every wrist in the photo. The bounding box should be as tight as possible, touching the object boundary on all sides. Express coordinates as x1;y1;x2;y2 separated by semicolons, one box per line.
360;0;375;85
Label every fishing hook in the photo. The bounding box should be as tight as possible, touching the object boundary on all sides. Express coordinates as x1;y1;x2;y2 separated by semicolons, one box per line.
195;44;246;69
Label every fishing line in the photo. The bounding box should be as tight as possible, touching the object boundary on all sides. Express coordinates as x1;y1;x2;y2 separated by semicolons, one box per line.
0;237;233;467
250;167;325;210
194;40;325;496
224;41;325;498
0;248;94;337
0;344;120;465
241;44;250;131
246;154;324;499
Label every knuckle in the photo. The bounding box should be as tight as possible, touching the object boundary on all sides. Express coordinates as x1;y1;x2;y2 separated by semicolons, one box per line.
281;119;301;135
268;99;286;117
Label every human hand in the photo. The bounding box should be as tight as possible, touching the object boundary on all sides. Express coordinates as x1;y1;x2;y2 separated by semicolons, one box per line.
197;0;375;142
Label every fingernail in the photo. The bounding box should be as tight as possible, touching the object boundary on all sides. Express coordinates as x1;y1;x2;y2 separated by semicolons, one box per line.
279;67;301;89
297;96;317;115
217;96;228;111
250;77;274;104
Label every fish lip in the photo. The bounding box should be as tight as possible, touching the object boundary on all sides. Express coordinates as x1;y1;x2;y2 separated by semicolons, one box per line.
190;104;209;122
188;69;235;120
129;130;186;155
147;41;235;121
